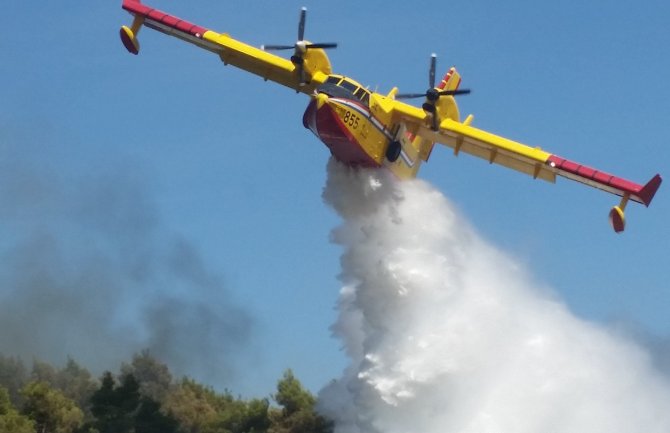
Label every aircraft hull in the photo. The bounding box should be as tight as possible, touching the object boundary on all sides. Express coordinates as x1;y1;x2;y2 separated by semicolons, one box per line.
303;99;381;168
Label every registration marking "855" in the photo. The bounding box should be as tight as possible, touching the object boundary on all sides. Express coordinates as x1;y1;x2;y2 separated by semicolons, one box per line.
342;110;360;129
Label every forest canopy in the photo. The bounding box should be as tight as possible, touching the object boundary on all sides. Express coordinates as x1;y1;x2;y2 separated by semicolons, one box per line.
0;351;332;433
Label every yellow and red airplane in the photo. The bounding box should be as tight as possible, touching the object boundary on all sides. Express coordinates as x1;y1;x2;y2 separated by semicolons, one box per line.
120;0;661;233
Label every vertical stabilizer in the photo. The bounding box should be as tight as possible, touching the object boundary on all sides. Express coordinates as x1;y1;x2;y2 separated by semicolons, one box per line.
417;66;462;161
438;67;461;92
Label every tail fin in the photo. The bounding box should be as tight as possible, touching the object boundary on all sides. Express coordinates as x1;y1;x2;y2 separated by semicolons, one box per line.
438;67;461;91
417;67;462;161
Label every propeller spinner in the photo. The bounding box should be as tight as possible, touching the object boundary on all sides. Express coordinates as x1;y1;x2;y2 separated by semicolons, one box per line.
262;7;337;85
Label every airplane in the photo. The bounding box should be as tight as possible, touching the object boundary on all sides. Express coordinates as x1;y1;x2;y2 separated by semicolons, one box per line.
119;0;661;233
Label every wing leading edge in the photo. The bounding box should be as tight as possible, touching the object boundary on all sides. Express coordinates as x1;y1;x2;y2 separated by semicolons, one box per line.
120;0;328;93
409;113;661;232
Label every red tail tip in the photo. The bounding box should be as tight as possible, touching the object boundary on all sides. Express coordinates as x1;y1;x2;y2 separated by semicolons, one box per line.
638;174;662;207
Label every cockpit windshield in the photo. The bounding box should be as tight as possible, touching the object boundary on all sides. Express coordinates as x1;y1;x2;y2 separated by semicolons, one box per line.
321;75;371;106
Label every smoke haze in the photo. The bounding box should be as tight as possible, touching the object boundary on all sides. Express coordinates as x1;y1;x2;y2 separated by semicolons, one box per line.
319;161;670;433
0;144;253;386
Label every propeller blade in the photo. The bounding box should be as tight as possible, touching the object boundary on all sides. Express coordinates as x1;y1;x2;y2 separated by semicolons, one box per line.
306;42;338;49
262;44;294;50
397;89;470;100
263;7;337;86
429;53;437;89
438;89;472;96
396;92;431;99
298;7;307;41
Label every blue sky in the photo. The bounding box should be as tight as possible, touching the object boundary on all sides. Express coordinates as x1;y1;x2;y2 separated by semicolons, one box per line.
1;0;668;397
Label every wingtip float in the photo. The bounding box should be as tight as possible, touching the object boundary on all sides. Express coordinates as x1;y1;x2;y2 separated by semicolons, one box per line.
119;0;661;233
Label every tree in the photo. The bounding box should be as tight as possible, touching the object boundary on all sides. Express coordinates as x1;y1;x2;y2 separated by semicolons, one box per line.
120;351;173;403
240;398;271;433
163;378;218;433
89;372;139;433
89;372;177;433
164;378;272;433
56;358;97;411
31;360;57;386
0;386;35;433
269;370;332;433
0;355;28;405
31;358;96;412
134;396;178;433
21;381;83;433
273;370;314;417
216;396;270;433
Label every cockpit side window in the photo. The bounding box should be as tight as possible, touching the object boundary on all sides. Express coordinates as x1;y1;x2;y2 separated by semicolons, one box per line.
354;87;370;105
326;76;342;85
339;80;358;93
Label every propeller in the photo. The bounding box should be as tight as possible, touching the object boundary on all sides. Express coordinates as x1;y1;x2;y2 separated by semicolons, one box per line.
397;54;471;129
261;7;337;85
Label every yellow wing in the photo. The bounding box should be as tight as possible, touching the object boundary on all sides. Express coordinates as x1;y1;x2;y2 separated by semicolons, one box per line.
418;116;557;182
120;0;332;93
390;97;661;232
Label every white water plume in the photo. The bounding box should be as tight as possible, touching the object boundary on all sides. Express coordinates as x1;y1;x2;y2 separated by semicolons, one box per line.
319;160;670;433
